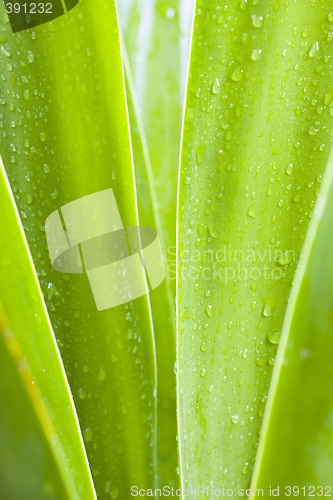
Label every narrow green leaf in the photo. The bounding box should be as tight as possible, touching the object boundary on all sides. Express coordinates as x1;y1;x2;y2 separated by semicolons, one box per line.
250;148;333;492
0;167;96;499
117;0;182;271
178;0;333;489
117;1;190;485
124;50;178;486
0;1;156;497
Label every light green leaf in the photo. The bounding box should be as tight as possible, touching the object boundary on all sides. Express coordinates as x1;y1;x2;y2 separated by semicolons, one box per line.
124;50;178;487
117;0;183;270
177;0;333;489
117;1;194;483
250;147;333;492
0;167;96;500
0;1;156;497
0;317;68;500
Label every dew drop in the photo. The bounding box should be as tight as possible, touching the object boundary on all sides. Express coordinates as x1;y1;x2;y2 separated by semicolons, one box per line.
258;406;265;418
105;481;111;494
308;41;320;58
309;125;318;136
78;388;86;400
267;331;280;344
197;223;205;236
212;78;221;94
251;49;262;61
251;14;263;28
205;304;213;317
208;223;218;238
98;366;106;382
263;298;274;317
247;205;256;218
242;462;249;475
200;342;208;352
275;250;293;266
24;191;33;205
1;46;10;57
324;91;333;106
231;66;244;82
286;164;293;175
110;487;119;499
83;428;93;442
196;144;205;166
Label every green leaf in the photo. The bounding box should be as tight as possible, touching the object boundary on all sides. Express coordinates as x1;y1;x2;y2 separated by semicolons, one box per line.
0;167;96;499
250;147;333;492
117;0;182;271
177;0;333;489
0;1;156;497
0;317;68;500
116;1;194;484
123;49;178;486
117;0;195;484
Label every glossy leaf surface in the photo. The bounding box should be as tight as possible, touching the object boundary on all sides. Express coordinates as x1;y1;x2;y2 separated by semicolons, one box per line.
178;0;333;489
117;0;182;268
0;167;96;500
251;148;333;493
124;53;178;487
0;1;156;497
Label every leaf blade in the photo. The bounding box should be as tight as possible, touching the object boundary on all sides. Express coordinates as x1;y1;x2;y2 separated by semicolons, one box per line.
123;48;178;486
0;1;157;496
250;147;333;491
177;0;333;488
0;165;96;500
117;0;183;272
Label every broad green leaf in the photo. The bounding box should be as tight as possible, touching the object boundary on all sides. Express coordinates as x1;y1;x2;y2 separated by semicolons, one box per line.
124;51;178;487
0;1;156;497
0;166;95;499
177;0;333;490
250;148;333;493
